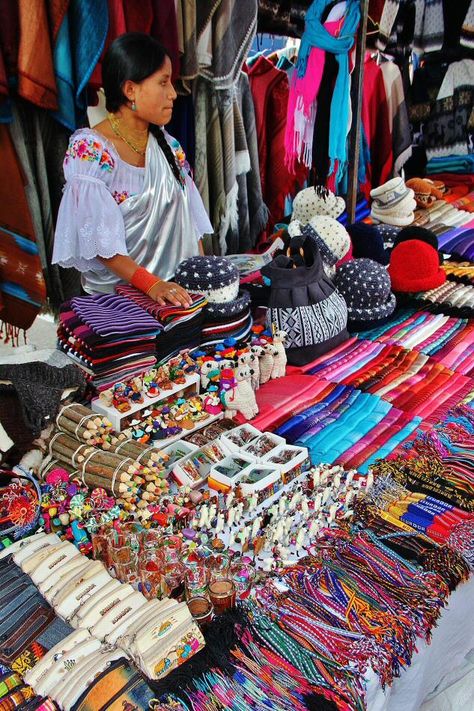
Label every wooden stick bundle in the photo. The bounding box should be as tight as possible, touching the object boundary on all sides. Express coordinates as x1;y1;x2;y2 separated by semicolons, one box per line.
56;404;167;469
56;404;113;444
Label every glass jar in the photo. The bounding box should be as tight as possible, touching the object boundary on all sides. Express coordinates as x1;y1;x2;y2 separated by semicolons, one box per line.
207;552;230;582
139;552;165;600
187;596;214;627
230;559;255;600
209;579;236;614
158;535;182;564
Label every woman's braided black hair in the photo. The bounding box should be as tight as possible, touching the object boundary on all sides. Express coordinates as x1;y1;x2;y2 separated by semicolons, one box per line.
151;125;183;185
102;32;182;186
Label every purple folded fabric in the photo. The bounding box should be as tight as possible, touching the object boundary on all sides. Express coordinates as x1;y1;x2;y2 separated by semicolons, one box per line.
437;227;466;250
71;294;162;337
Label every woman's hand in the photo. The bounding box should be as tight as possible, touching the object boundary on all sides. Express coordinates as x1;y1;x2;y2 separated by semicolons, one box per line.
147;280;192;307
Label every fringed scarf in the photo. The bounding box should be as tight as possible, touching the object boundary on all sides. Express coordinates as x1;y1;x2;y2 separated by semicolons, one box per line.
285;0;360;180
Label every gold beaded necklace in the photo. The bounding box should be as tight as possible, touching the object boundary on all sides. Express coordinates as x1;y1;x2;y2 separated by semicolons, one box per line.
107;112;149;157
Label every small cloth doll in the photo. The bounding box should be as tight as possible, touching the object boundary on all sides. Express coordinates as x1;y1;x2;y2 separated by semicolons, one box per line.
204;386;223;415
113;382;131;412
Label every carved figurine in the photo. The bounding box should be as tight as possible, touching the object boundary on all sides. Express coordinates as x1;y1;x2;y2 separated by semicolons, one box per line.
271;329;287;379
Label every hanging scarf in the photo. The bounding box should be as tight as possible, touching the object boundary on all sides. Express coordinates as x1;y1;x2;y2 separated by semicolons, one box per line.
285;0;360;179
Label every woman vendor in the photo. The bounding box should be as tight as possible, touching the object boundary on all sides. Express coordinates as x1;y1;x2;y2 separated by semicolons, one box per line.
52;33;212;307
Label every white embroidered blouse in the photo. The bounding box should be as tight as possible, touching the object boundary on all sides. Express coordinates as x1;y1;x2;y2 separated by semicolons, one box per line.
52;128;212;278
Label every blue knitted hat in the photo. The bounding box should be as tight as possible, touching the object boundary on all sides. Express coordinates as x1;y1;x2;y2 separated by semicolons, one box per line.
347;223;390;265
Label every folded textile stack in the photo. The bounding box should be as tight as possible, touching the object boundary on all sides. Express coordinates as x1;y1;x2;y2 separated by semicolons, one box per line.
115;285;207;362
175;256;253;346
397;281;474;318
361;310;474;375
200;303;252;346
0;540;74;685
306;335;473;420
274;380;422;473
442;261;474;286
58;294;161;392
370;177;416;226
426;155;474;175
115;286;207;328
451;190;474;212
425;200;473;227
435;219;474;261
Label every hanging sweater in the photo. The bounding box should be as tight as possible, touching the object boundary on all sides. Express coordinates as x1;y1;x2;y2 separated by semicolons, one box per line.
248;56;307;232
425;59;474;159
414;0;474;54
380;59;412;174
379;0;473;55
361;55;393;196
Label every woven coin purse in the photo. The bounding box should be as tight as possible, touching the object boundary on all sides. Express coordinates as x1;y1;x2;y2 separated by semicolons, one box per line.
0;468;41;541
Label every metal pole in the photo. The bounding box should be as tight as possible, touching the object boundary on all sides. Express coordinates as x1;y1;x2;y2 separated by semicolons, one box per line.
346;0;369;224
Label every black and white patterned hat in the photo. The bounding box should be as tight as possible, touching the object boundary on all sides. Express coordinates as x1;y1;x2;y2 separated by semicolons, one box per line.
334;258;396;330
175;256;250;318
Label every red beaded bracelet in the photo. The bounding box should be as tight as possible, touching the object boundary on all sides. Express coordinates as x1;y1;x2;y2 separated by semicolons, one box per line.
131;266;161;295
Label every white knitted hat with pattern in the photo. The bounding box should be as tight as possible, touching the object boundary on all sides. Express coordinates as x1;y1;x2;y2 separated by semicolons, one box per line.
370;178;416;227
292;186;346;223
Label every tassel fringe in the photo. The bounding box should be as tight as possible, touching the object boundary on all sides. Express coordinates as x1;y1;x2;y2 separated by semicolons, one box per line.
0;320;27;347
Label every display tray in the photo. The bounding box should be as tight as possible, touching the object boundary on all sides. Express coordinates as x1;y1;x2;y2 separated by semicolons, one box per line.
90;372;200;431
153;412;224;451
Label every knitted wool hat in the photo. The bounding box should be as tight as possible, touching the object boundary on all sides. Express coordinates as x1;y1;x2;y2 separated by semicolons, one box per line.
290;217;351;278
406;178;444;208
334;258;396;329
203;290;251;320
370;177;417;226
393;226;443;264
373;223;401;247
292;186;345;223
388;240;447;293
309;216;351;260
347;223;390;265
175;256;251;318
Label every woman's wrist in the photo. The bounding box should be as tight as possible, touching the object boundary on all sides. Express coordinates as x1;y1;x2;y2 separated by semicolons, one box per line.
130;266;161;295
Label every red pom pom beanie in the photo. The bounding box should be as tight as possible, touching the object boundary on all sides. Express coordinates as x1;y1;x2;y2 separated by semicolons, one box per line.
388;239;446;293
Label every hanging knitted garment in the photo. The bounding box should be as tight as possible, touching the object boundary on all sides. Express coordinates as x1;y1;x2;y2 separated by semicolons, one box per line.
284;0;360;179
